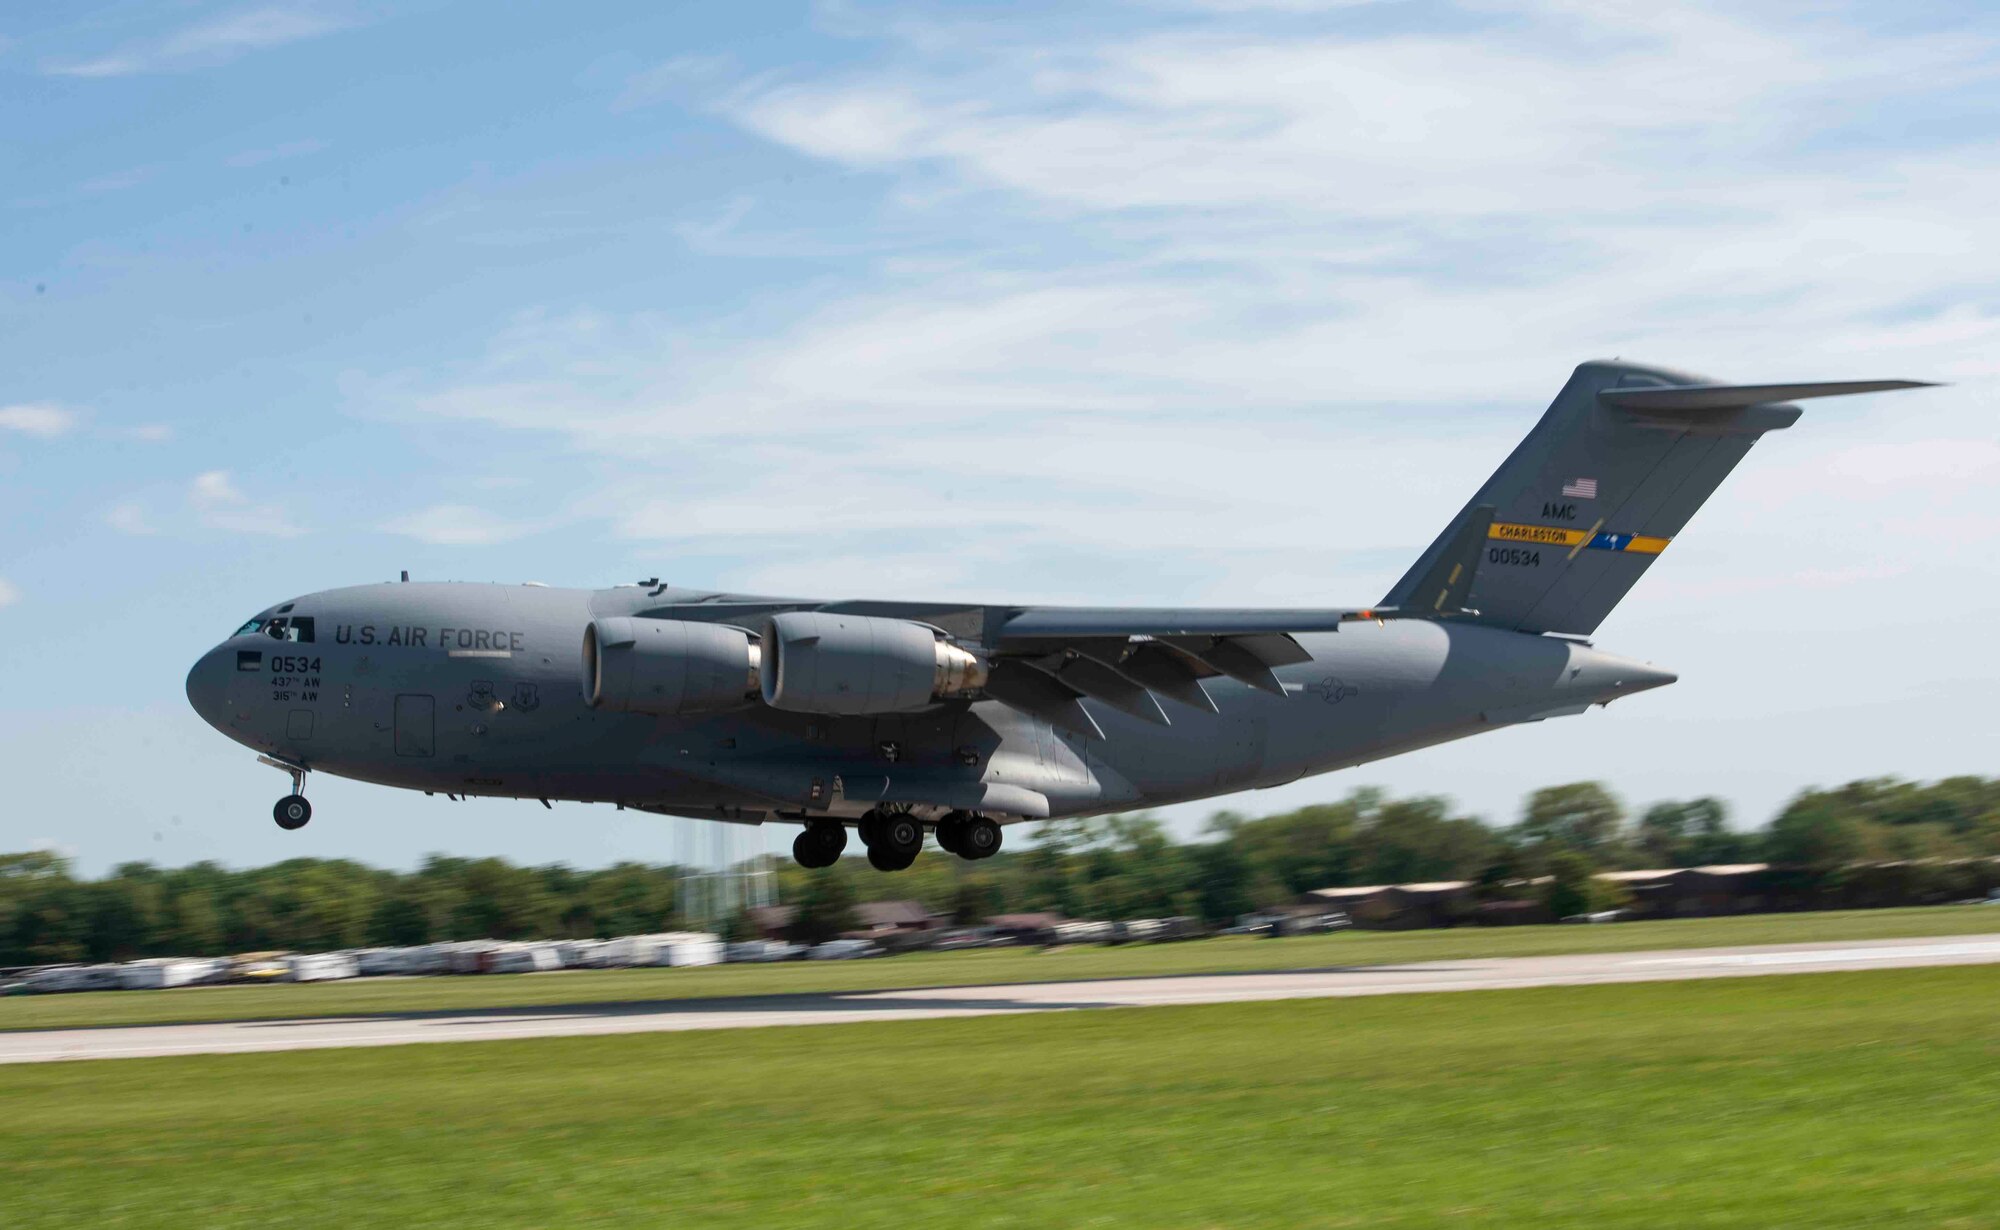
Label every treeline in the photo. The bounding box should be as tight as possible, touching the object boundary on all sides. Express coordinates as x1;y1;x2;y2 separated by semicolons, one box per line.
4;776;1997;965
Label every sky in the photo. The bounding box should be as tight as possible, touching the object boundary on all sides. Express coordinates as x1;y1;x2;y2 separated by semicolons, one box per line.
3;0;1998;876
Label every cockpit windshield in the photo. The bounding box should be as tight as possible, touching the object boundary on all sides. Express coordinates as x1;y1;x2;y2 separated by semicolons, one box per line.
235;615;315;642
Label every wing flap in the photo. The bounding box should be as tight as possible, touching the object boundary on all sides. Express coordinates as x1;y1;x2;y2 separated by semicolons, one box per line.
983;660;1105;739
1113;643;1218;714
1022;653;1172;726
1161;636;1288;696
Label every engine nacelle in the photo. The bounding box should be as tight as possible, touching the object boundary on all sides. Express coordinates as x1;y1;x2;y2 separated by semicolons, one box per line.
582;617;760;715
760;612;987;715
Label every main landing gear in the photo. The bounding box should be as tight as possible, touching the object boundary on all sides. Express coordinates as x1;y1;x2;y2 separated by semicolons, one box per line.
789;809;1005;871
859;810;925;872
935;810;1002;861
792;820;848;869
260;755;312;831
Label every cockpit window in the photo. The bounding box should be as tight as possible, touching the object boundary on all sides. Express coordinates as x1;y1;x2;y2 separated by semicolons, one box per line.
263;616;315;643
235;618;264;636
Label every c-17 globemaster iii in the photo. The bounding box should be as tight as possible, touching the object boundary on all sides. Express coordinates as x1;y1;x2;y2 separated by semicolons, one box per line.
186;361;1932;871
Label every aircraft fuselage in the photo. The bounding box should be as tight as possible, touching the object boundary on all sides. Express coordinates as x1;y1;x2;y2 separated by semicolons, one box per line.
186;580;1673;831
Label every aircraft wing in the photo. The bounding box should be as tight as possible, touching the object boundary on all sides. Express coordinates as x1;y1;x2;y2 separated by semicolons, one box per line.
632;596;1456;740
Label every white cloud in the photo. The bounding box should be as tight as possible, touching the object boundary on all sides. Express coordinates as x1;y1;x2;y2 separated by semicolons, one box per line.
188;469;304;537
11;167;157;210
47;6;351;78
104;502;156;536
108;423;174;443
362;1;1998;618
225;138;327;168
379;504;537;546
0;403;79;437
191;470;244;505
614;55;732;112
0;578;18;609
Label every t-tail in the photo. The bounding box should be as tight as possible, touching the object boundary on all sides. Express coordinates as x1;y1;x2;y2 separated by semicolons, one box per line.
1382;360;1937;636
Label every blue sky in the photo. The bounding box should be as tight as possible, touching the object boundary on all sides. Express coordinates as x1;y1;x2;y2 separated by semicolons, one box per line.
4;1;1998;875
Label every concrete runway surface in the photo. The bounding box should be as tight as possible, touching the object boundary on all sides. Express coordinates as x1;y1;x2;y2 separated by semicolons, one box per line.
5;933;1998;1065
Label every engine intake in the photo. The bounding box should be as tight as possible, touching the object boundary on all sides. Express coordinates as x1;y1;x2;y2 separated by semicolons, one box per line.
583;617;760;715
761;612;987;715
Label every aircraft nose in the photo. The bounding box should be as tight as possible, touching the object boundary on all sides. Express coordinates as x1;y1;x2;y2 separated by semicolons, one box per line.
185;644;233;730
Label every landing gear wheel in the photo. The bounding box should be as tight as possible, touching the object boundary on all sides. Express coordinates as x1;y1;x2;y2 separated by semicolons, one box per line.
875;813;923;858
793;822;849;869
867;843;917;872
792;830;827;869
274;795;312;831
961;815;1002;860
935;810;970;855
857;811;884;848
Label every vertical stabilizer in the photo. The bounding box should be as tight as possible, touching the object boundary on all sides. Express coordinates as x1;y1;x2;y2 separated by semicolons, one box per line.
1381;361;1933;636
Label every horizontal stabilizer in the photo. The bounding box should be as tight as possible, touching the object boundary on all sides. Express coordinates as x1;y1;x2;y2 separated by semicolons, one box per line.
1599;379;1936;413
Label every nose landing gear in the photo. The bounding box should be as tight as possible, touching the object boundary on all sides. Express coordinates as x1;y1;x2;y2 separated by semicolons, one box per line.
259;755;312;831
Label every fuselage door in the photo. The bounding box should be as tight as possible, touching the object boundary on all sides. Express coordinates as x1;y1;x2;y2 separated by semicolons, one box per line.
394;694;435;758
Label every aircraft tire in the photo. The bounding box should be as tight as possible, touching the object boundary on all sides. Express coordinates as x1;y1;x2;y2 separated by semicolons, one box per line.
877;814;923;858
935;810;970;855
866;843;916;873
962;815;1002;860
793;830;832;869
857;810;884;848
274;795;312;831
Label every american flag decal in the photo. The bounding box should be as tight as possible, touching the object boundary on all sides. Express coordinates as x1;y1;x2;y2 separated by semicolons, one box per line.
1562;477;1599;499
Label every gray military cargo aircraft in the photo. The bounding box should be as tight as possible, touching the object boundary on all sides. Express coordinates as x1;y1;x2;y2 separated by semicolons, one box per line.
186;361;1931;871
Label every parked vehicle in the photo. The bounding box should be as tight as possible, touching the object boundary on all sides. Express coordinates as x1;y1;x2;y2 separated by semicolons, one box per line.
287;952;359;982
17;964;124;994
1560;910;1632;925
486;944;564;974
1272;910;1351;937
116;958;226;990
928;927;1006;952
227;952;294;982
726;940;805;963
809;939;879;960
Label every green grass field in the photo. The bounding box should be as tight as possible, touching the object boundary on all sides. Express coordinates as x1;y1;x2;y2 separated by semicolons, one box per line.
2;905;1996;1032
3;965;1997;1228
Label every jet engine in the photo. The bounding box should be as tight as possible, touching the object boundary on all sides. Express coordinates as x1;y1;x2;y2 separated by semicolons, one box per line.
760;611;987;715
582;617;760;715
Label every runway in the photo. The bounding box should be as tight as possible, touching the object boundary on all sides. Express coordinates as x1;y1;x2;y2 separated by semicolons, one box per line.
5;933;1998;1065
